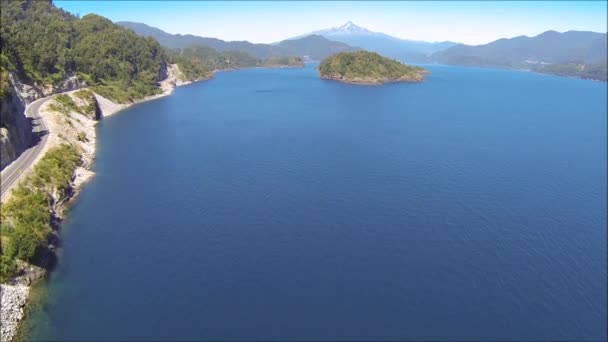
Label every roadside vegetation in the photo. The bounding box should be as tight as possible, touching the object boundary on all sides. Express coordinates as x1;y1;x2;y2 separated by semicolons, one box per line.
73;90;99;119
0;144;81;281
48;91;99;120
48;94;79;115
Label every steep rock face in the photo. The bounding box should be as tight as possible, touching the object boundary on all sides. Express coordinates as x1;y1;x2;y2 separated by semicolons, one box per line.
0;73;87;170
154;63;189;95
0;76;34;170
157;59;169;83
8;73;42;106
46;74;87;95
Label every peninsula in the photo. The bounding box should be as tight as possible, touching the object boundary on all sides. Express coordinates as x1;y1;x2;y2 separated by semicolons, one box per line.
318;51;427;84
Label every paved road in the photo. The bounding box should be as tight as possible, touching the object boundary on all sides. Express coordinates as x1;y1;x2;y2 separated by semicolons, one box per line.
0;96;52;198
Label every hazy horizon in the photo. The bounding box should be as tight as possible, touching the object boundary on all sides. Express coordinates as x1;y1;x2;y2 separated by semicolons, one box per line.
54;1;607;45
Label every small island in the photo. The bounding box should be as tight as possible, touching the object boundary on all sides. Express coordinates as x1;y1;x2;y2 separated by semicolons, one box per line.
317;51;427;84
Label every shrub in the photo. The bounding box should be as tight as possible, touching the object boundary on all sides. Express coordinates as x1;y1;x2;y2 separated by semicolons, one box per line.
77;131;87;142
4;224;46;262
1;186;50;231
0;255;19;283
54;94;79;114
73;89;99;119
73;89;93;100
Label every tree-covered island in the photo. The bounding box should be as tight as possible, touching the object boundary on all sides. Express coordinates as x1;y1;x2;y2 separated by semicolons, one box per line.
318;51;427;84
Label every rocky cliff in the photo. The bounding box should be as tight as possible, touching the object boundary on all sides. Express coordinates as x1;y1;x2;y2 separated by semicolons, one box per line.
1;75;35;170
0;73;87;170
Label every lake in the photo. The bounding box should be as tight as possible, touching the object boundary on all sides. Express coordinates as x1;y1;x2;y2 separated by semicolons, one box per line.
27;63;607;340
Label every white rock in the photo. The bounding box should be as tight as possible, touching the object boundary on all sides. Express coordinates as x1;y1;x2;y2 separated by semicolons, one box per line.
0;284;29;342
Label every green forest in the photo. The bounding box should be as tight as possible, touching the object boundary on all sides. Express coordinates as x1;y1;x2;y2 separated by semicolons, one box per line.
1;0;163;103
0;0;307;103
318;51;426;83
535;61;608;82
163;45;259;81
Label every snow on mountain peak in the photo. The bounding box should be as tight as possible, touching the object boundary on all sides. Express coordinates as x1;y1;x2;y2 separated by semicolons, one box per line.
341;21;356;29
332;21;373;35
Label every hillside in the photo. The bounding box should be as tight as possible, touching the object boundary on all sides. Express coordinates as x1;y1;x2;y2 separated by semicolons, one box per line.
271;35;360;60
0;1;168;102
432;30;607;81
318;51;427;84
0;0;174;173
0;1;309;172
287;21;457;62
163;45;256;81
118;21;357;60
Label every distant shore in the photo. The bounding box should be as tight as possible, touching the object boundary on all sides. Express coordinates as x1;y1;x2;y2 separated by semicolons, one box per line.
422;62;607;83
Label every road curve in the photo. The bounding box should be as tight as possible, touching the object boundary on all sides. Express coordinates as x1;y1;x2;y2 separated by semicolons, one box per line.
0;96;53;198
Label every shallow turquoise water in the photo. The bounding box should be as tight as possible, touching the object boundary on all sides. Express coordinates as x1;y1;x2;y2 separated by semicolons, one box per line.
28;64;607;340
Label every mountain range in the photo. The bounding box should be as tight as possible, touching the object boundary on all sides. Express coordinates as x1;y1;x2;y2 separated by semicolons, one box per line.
118;21;607;81
431;30;607;80
117;21;357;61
433;30;606;66
287;21;457;62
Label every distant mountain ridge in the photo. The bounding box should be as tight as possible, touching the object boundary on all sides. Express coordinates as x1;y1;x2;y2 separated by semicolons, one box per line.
117;21;357;60
433;30;607;65
431;30;607;81
117;21;607;81
287;21;458;62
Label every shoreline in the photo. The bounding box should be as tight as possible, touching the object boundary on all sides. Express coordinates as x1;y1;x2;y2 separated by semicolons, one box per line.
422;62;607;83
0;65;201;342
319;74;425;85
0;62;300;341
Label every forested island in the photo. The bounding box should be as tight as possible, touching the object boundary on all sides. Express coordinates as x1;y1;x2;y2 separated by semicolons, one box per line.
318;51;427;84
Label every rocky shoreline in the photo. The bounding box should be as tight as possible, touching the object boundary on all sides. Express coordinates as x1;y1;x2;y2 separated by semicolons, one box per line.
0;284;28;342
317;51;428;85
319;73;425;85
0;64;190;342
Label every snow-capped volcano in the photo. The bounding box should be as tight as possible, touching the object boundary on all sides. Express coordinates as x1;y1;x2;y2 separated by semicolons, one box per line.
290;21;383;38
324;21;378;36
286;22;457;62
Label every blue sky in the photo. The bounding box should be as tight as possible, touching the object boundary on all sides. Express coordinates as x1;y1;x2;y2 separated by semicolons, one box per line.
54;1;607;45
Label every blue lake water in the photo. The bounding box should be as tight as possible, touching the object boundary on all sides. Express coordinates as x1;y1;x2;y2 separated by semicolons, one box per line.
28;64;607;340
